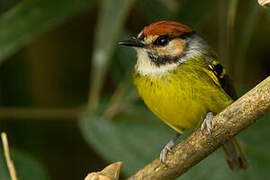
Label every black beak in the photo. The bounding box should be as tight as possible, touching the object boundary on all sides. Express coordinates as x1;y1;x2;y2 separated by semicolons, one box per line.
119;38;145;48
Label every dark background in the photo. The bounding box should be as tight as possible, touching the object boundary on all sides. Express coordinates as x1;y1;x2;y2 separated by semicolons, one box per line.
0;0;269;179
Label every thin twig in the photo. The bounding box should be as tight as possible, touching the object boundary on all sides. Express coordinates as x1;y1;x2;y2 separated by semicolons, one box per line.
128;76;270;180
103;76;132;119
1;132;18;180
0;107;81;119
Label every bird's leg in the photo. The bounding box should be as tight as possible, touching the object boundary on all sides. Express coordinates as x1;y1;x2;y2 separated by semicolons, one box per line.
201;112;214;134
160;133;181;163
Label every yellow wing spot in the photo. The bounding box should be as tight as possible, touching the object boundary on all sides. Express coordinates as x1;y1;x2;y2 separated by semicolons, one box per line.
220;68;226;78
203;67;221;87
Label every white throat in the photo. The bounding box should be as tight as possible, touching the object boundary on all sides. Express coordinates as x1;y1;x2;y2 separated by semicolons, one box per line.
134;48;179;75
134;34;208;76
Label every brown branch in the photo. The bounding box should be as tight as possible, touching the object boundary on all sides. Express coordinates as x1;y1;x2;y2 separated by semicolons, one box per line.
1;132;18;180
84;162;122;180
128;76;270;180
0;107;81;119
258;0;270;6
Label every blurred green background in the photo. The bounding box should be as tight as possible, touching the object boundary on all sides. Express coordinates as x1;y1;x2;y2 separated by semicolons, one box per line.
0;0;269;179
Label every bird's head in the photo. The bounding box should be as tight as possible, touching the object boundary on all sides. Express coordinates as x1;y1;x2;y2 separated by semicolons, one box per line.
119;21;210;75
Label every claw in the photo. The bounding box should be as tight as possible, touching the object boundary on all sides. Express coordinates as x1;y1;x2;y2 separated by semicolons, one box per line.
160;146;169;163
201;112;213;134
160;133;181;163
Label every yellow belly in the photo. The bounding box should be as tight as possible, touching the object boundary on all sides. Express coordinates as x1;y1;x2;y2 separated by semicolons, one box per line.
133;62;233;134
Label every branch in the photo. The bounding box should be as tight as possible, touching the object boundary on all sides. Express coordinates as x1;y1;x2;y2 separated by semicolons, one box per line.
258;0;270;6
84;162;122;180
1;132;18;180
0;107;81;119
128;76;270;180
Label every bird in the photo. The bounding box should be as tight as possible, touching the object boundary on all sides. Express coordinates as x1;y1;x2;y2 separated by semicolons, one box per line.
119;21;249;171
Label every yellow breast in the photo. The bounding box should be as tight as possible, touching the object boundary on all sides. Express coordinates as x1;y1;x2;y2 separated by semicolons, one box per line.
133;61;233;134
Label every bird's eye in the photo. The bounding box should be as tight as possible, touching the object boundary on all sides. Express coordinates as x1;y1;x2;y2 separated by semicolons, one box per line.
154;35;170;46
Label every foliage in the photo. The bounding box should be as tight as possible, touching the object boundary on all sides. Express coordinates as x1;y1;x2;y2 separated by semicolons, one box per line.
0;0;269;179
0;0;94;64
80;105;270;179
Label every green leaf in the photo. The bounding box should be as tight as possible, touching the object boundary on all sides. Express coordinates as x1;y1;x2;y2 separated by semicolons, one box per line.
80;106;175;175
0;149;49;180
0;0;94;64
80;104;270;178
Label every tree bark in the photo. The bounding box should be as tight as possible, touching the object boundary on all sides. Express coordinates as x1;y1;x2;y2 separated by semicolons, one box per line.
128;76;270;180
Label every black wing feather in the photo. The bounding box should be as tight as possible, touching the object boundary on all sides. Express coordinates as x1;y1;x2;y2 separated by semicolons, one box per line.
207;62;237;100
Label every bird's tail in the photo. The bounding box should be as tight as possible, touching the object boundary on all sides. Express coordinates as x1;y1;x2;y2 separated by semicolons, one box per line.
222;137;249;171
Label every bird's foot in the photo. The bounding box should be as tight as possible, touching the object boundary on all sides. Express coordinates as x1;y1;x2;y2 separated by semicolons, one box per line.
160;141;174;164
160;133;181;163
201;112;214;134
